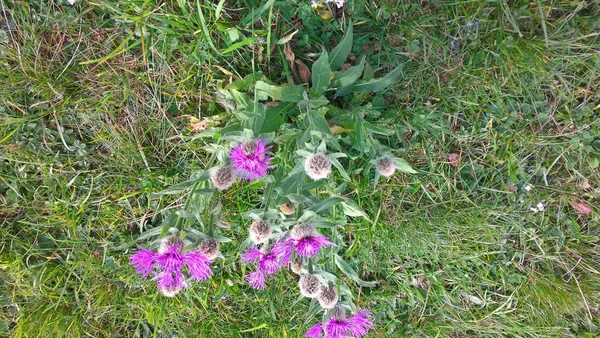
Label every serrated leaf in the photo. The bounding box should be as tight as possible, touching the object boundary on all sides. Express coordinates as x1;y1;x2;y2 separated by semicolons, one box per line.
332;56;365;90
329;23;353;70
311;50;331;96
255;81;305;102
334;254;376;287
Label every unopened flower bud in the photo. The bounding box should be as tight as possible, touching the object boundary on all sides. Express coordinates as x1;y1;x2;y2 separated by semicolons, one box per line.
318;285;338;309
299;274;322;298
249;219;272;244
376;156;396;178
305;153;332;180
279;201;295;215
211;165;235;190
199;238;220;260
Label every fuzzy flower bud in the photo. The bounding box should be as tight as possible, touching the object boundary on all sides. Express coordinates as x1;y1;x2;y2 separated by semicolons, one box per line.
290;258;303;274
279;201;295;215
305;153;332;180
318;285;338;309
198;238;220;261
249;219;272;244
211;165;235;190
376;156;396;178
299;274;322;298
291;223;316;240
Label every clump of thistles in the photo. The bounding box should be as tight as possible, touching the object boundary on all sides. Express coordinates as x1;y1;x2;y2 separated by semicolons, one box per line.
198;238;220;261
317;285;339;309
299;274;322;298
305;153;332;180
210;165;235;190
273;223;335;264
241;246;284;289
229;139;272;181
375;156;396;178
305;307;373;338
130;236;213;296
279;200;296;215
249;219;272;244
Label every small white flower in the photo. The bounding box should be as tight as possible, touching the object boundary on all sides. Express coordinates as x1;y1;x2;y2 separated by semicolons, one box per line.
524;184;532;192
536;202;545;211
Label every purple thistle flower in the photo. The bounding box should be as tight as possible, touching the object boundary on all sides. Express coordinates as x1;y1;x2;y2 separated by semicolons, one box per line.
295;236;335;257
129;238;213;295
241;246;284;289
305;310;373;338
229;139;272;182
273;223;335;263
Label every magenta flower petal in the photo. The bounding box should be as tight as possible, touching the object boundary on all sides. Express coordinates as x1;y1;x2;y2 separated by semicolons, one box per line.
272;238;294;264
246;270;266;289
153;270;186;291
305;323;324;338
130;247;157;277
258;253;281;275
295;236;335;257
241;247;262;263
229;139;272;182
155;244;186;273
184;251;212;281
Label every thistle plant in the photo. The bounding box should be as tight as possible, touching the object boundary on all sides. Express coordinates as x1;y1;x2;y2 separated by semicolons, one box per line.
127;21;415;336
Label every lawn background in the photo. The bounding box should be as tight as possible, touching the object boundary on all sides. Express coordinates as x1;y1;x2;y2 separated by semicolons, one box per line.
1;0;599;337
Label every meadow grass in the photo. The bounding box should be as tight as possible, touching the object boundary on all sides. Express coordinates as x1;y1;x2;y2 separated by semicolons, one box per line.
1;0;599;337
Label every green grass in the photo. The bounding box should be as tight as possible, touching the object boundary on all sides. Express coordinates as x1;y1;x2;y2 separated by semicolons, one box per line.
1;0;599;337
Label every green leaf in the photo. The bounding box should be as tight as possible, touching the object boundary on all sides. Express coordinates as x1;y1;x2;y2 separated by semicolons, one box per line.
241;0;275;26
341;200;370;219
305;110;332;135
329;23;353;70
332;56;365;90
338;65;404;96
251;103;267;134
309;197;345;213
334;254;376;287
393;157;417;174
255;81;305;102
330;157;351;182
311;50;331;96
260;102;293;133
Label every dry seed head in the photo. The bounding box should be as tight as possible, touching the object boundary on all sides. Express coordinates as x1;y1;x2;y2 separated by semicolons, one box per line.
299;274;322;298
291;258;304;274
159;236;184;254
211;165;235;190
279;201;295;215
305;153;332;180
249;219;272;244
376;156;396;178
199;238;220;260
318;285;338;309
291;223;316;240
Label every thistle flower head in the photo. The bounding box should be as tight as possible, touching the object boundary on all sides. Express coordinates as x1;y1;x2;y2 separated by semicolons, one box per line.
317;285;338;309
279;201;296;215
291;258;304;274
211;165;235;190
249;219;272;244
305;309;373;338
304;153;332;180
376;156;396;178
198;238;220;261
299;274;322;298
241;246;284;290
229;139;272;181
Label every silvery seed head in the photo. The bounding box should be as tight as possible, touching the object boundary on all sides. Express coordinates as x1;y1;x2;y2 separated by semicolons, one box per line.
291;223;316;240
249;219;272;244
158;235;184;254
279;201;295;215
317;285;338;309
376;156;396;178
290;258;304;274
299;274;322;298
211;165;235;190
304;153;332;180
198;238;220;260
